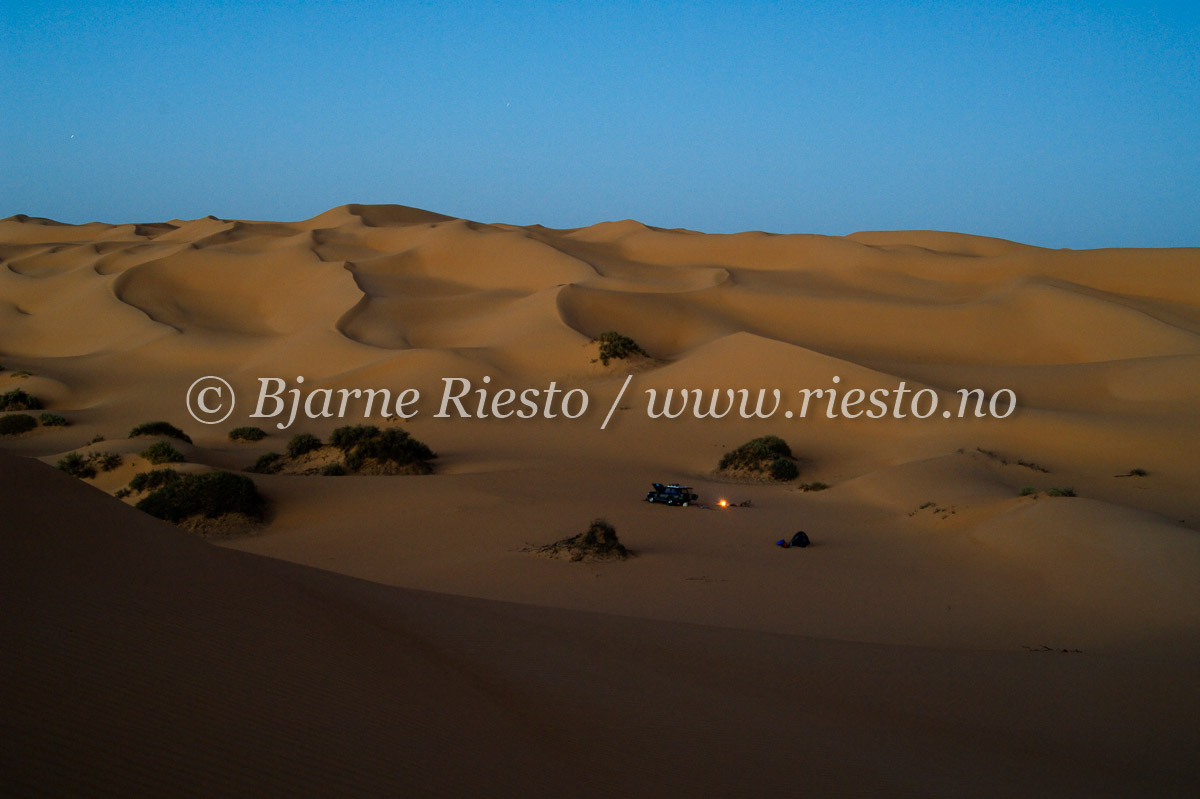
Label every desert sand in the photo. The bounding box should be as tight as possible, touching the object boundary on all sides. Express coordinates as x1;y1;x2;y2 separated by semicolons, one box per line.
2;205;1199;796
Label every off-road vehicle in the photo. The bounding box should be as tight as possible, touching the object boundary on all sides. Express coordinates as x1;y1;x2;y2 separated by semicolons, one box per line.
645;482;697;506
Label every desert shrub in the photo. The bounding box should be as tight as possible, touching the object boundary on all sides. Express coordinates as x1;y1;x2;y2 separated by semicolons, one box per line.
321;463;347;476
58;452;96;479
129;421;192;444
718;435;796;480
595;331;648;366
128;468;181;493
0;389;43;411
228;426;266;442
1046;487;1076;497
12;370;31;378
0;413;38;436
89;451;123;472
329;424;380;452
286;433;322;458
247;452;283;474
135;471;264;523
798;481;829;492
39;412;68;427
142;440;184;464
769;457;799;481
538;517;630;561
88;434;106;444
1129;468;1147;477
114;488;131;499
1019;486;1037;497
340;427;436;473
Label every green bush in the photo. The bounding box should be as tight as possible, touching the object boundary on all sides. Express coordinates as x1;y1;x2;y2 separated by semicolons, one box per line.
247;452;283;474
114;488;131;499
129;421;192;444
89;451;123;472
128;468;182;493
142;441;184;464
286;433;322;458
38;412;69;427
798;481;829;492
339;427;436;473
135;471;264;523
88;434;106;444
329;424;380;452
718;435;796;480
57;452;96;479
0;413;38;436
595;331;648;366
1019;486;1037;497
321;463;347;476
768;457;799;481
1046;487;1076;497
0;389;43;411
228;426;266;442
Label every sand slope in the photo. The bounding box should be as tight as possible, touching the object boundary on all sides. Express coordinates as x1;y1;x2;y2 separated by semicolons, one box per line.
4;451;1199;797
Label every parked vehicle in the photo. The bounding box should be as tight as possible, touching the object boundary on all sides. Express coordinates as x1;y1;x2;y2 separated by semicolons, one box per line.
645;482;698;506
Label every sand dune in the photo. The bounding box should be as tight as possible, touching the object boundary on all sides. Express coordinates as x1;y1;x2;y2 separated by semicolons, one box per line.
4;451;1198;797
2;205;1199;794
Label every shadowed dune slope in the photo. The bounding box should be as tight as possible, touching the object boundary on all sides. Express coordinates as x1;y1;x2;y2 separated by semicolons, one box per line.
3;451;1199;798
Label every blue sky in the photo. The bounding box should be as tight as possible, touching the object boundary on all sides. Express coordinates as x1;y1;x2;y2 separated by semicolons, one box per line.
3;1;1197;247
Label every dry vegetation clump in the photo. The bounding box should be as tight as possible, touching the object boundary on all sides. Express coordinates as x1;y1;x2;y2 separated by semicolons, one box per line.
536;518;631;562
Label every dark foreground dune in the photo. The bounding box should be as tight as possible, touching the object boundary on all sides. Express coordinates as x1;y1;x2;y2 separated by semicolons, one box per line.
2;450;1197;797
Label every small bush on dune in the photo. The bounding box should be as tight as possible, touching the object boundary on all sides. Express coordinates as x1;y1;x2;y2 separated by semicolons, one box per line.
228;426;266;442
0;389;43;411
142;440;184;464
321;463;347;476
329;425;380;452
0;413;38;436
1046;487;1076;497
719;435;793;470
594;331;648;366
1019;486;1037;497
128;468;182;494
89;451;122;472
135;471;264;523
538;517;630;561
247;452;282;474
39;412;68;427
338;426;436;473
57;452;96;479
798;481;829;492
129;421;192;444
718;435;798;481
286;433;322;458
769;457;799;481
